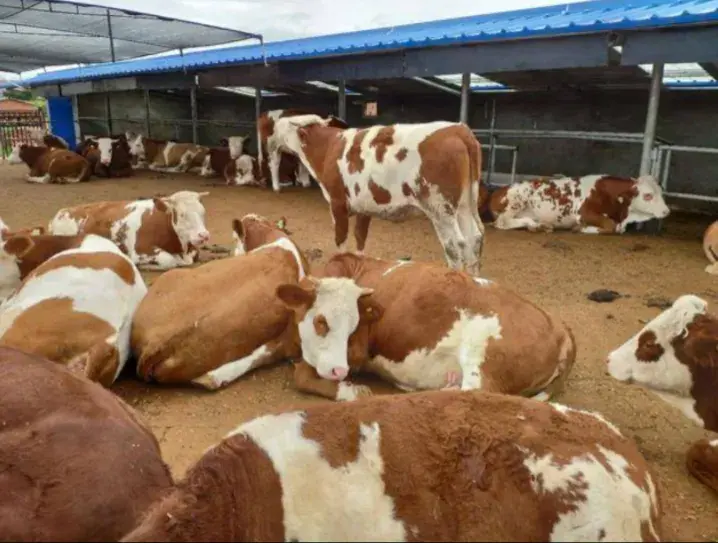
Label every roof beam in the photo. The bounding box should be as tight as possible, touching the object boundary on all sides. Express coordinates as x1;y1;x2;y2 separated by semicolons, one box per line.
410;76;462;96
622;26;718;65
699;62;718;80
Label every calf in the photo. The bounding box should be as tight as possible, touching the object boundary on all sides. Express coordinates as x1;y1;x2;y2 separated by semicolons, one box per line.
0;346;172;542
229;154;265;187
0;234;148;386
48;190;210;270
199;146;232;178
294;252;576;401
121;389;662;542
127;134;209;173
702;221;718;274
274;115;486;275
0;231;85;301
7;143;91;184
488;174;670;234
606;294;718;493
131;215;314;389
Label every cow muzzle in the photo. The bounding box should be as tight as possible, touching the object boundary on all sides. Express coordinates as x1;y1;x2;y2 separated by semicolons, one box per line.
193;231;210;245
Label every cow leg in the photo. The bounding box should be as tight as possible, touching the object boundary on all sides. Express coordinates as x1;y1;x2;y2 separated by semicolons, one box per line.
269;152;282;192
192;343;282;391
579;211;619;234
354;214;372;254
293;360;372;402
494;213;540;231
26;173;51;184
705;262;718;275
330;199;351;252
296;162;312;188
138;250;185;271
427;213;465;271
172;152;195;173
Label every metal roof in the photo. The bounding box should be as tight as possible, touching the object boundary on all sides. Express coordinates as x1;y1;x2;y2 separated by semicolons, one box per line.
0;0;262;73
15;0;718;88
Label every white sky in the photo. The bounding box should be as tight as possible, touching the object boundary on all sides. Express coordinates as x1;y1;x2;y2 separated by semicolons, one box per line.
1;0;582;80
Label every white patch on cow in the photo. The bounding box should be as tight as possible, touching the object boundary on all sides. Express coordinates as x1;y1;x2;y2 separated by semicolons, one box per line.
128;134;145;160
367;310;502;392
7;144;23;165
97;137;117;166
710;439;718;447
250;237;306;281
520;444;659;541
228;136;248;159
0;217;8;233
228;412;407;541
651;390;704;427
199;154;214;177
195;344;270;390
620;174;671;228
473;276;492;286
234;155;259;186
48;211;84;235
382;260;413;276
158;141;176;167
27;173;51;184
549;403;623;436
297;278;371;381
0;234;146;381
335;381;372;402
0;239;22;302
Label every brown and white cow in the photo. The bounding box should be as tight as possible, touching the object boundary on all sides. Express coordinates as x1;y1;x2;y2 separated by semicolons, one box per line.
77;135;134;178
126;134;208;173
131;214;311;388
702;221;718;275
0;231;86;301
606;294;718;493
287;252;576;401
199;136;250;178
47;190;210;271
0;216;44;239
121;389;662;542
7;143;91;184
273;115;486;275
0;346;172;541
488;174;670;234
0;234;147;386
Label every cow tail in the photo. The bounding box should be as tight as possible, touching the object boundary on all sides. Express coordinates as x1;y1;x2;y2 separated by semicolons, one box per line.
464;129;483;221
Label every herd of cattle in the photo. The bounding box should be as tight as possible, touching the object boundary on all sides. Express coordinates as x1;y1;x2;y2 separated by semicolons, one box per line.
0;108;716;541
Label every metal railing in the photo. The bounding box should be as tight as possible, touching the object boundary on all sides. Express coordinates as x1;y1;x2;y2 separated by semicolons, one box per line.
652;144;718;204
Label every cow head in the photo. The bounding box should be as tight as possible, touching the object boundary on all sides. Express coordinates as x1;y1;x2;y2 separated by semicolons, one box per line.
232;214;290;256
607;294;712;402
96;137;120;166
627;175;670;222
0;234;34;300
7;144;25;165
153;190;211;247
127;134;145;160
276;277;383;381
228;135;250;159
233;155;259;186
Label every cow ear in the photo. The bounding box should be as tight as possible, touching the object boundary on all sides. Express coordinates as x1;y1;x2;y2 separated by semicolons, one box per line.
276;216;288;232
153;197;170;213
232;218;244;240
276;283;317;311
358;295;383;324
4;235;34;258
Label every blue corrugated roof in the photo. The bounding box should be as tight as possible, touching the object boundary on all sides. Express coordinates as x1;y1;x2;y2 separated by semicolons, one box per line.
17;0;718;87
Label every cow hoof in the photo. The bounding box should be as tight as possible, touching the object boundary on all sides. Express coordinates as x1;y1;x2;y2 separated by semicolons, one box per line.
442;371;461;390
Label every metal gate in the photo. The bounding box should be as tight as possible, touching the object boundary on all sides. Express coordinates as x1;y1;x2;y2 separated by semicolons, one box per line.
0;110;48;158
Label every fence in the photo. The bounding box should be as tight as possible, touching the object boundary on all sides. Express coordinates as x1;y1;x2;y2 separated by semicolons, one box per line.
0;110;48;158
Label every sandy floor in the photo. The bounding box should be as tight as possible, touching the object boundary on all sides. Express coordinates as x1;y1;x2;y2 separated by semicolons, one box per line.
1;162;717;541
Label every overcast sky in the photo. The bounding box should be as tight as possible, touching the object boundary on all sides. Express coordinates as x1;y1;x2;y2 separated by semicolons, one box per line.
2;0;586;80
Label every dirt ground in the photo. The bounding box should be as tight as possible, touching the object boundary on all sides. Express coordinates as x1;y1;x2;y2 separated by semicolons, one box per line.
1;161;717;541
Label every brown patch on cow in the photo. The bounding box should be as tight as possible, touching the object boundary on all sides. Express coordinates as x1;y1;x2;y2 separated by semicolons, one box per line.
671;313;718;431
313;314;329;338
28;251;135;286
368;179;392;205
18;145;91;183
488;186;510;219
346;129;368;174
134;206;185;258
401;182;415;198
686;438;718;494
395;147;408;162
579;176;639;229
354;183;361;196
14;234;86;280
369;126;395;163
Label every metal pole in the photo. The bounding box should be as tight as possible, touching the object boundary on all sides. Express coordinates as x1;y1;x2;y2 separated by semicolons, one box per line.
71;94;81;145
510;148;518;184
337;80;346;120
106;9;116;62
640;63;663;176
255;85;262;160
486;99;497;184
459;72;470;124
104;94;112;135
143;90;151;137
190;85;198;144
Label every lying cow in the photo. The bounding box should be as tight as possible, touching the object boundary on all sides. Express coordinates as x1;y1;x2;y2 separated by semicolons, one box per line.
42;133;70;149
77;135;134;178
127;134;209;173
702;221;718;275
293;253;576;401
7;143;91;184
274;115;486;275
121;389;662;542
0;234;147;386
606;294;718;493
487;174;670;234
131;214;312;388
48;190;210;270
199;136;250;179
0;346;172;541
0;216;44;239
0;230;85;301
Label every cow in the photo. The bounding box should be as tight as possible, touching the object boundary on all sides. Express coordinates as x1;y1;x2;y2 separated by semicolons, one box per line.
7;143;91;184
229;154;266;187
702;221;718;274
0;217;45;239
126;134;209;173
199;146;232;179
0;346;172;541
77;135;134;178
0;231;86;301
121;389;662;542
42;133;69;149
47;190;210;271
487;174;670;234
273;114;486;275
0;234;147;386
289;252;576;401
606;294;718;493
131;214;316;389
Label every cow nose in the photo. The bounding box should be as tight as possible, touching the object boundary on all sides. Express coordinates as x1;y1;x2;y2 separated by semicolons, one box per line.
198;232;210;243
330;367;348;380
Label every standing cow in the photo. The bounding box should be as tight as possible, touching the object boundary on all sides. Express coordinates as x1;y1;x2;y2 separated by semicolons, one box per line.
273;114;486;275
48;190;211;270
487;174;670;234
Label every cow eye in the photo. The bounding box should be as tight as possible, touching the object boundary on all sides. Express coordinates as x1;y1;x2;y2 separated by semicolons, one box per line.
643;193;654;201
